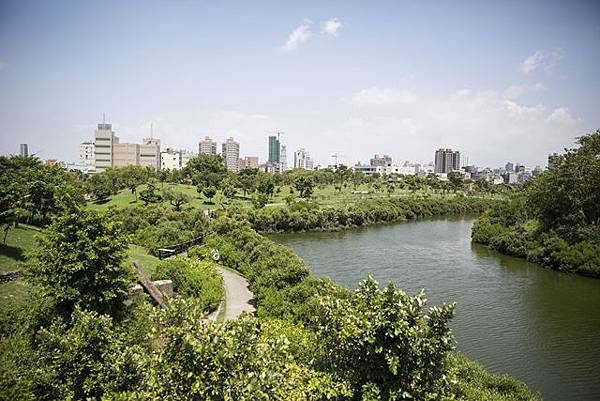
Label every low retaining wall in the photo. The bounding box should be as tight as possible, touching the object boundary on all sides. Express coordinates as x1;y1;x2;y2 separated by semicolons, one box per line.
0;270;24;284
126;279;173;305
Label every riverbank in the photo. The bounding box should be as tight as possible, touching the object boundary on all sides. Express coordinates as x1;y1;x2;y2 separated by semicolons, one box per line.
206;215;541;400
271;217;600;401
471;201;600;278
238;195;498;233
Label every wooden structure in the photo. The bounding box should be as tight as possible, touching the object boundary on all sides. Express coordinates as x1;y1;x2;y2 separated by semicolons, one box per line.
155;235;204;259
133;262;167;308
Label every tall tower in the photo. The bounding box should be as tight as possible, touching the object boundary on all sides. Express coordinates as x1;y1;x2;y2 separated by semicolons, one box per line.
268;135;280;163
434;148;461;173
199;136;217;154
94;121;116;172
19;144;28;157
221;137;240;172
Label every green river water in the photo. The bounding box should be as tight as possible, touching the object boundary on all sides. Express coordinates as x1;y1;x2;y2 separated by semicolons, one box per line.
270;217;600;401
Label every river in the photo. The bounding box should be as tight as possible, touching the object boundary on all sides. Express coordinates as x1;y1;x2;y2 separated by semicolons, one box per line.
270;217;600;401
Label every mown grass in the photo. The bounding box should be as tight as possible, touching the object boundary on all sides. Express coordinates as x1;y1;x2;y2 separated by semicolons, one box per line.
0;225;40;273
86;182;497;212
126;244;162;277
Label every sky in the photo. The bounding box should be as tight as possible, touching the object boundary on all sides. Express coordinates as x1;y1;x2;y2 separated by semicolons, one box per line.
0;0;599;168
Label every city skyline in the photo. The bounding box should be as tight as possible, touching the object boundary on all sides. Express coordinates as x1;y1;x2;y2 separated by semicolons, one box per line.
1;1;599;167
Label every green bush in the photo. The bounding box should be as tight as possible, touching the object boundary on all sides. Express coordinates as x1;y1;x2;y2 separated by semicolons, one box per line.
451;354;541;401
151;256;223;312
27;208;133;317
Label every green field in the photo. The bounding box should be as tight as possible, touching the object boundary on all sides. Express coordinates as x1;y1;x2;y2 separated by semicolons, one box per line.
86;182;491;211
0;225;40;273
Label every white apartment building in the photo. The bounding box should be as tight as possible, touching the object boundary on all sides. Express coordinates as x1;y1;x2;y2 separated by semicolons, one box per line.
199;136;217;154
221;137;240;172
79;142;95;167
161;149;181;170
293;148;314;170
160;148;196;170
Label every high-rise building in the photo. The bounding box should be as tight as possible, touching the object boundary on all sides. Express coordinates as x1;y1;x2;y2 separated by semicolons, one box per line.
94;123;116;172
19;144;28;157
79;142;95;166
199;136;217;154
293;148;314;170
434;148;461;173
370;154;392;167
268;135;280;163
94;121;161;172
505;162;514;172
280;145;287;171
221;137;240;172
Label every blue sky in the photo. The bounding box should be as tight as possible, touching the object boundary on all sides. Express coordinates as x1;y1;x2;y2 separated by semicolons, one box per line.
1;0;599;167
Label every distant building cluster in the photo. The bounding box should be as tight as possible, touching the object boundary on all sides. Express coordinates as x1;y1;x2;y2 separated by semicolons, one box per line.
11;118;551;181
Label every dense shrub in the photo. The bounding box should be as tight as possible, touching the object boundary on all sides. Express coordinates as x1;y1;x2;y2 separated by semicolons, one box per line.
151;256;223;312
241;196;496;233
27;208;133;317
451;354;541;401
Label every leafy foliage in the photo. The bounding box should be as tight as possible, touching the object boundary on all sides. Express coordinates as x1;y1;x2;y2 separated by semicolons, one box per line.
151;256;223;312
27;208;132;316
472;130;600;277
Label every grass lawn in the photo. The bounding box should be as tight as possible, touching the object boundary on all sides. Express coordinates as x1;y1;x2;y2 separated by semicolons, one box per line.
0;224;41;273
88;183;235;211
126;244;162;277
86;182;470;212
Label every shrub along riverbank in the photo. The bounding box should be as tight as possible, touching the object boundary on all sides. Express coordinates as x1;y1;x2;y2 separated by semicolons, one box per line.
472;131;600;278
239;195;498;233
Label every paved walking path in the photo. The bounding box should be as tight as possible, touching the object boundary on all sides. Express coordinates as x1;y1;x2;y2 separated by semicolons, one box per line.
216;267;255;321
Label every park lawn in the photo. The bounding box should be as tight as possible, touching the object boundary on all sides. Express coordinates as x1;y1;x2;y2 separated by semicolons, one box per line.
87;183;253;211
126;244;162;277
0;224;41;273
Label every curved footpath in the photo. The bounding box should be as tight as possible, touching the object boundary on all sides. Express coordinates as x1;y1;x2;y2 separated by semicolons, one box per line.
215;267;255;321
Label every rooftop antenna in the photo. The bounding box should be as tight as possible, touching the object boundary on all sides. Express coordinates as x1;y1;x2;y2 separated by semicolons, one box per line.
150;122;153;139
102;112;105;125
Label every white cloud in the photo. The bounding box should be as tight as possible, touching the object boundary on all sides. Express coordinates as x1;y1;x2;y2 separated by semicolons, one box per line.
321;18;342;36
351;87;417;105
503;83;545;99
520;49;563;73
547;107;576;124
282;21;312;52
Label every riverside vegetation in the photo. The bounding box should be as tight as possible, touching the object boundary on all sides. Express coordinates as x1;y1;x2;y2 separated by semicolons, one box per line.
472;130;600;278
0;154;540;400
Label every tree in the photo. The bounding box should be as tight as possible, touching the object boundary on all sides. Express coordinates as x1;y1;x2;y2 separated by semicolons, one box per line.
162;188;190;212
447;171;465;193
252;193;269;209
121;165;147;201
27;208;132;317
237;168;258;196
315;276;456;400
139;182;161;206
202;186;217;203
527;130;600;230
293;175;315;198
351;171;364;190
256;174;275;197
184;154;227;188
